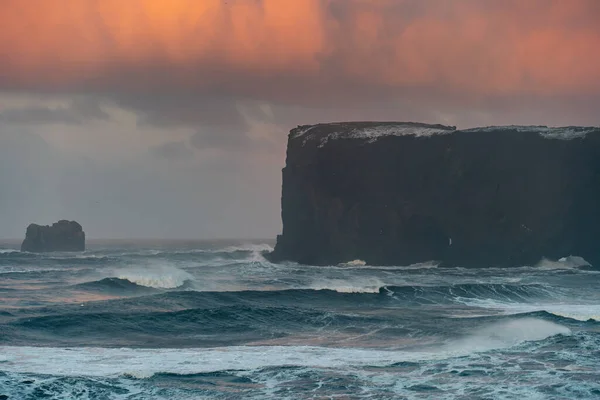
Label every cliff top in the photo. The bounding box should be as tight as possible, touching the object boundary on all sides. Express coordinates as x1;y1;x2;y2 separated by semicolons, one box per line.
27;220;83;231
462;125;599;140
290;121;600;147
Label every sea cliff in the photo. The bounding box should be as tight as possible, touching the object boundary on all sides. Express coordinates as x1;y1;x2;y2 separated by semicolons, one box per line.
268;122;600;267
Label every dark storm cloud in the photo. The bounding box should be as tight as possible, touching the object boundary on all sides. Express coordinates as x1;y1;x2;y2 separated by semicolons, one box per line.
115;93;245;129
150;141;195;161
190;129;250;151
0;98;110;125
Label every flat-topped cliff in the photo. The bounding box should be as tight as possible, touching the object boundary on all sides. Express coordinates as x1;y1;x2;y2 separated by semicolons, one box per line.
21;220;86;252
268;122;600;267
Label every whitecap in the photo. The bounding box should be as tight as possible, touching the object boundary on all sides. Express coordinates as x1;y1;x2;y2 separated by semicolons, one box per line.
0;249;19;254
535;255;591;270
446;318;571;353
114;265;193;289
222;243;274;254
307;277;387;293
339;259;367;267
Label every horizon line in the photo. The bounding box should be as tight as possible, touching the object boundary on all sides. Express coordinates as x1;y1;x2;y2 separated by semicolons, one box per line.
0;237;275;242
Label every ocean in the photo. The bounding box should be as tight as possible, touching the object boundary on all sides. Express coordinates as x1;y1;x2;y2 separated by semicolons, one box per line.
0;240;599;399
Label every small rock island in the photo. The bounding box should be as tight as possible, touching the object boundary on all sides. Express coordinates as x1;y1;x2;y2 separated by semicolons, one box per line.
21;220;86;252
267;122;600;268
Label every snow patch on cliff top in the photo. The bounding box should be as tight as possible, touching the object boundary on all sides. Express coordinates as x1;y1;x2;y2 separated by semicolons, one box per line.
461;125;599;140
291;124;320;138
291;123;600;146
334;125;452;140
291;122;456;146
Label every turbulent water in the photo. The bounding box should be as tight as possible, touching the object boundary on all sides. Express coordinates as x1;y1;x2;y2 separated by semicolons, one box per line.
1;240;599;399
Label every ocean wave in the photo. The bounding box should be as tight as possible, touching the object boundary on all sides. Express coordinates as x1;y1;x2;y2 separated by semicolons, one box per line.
0;249;19;254
85;243;274;260
535;256;591;270
324;260;440;271
69;280;560;304
74;277;161;293
0;267;67;275
443;317;571;354
308;277;387;293
383;283;556;304
465;302;600;322
3;331;598;400
5;285;584;348
5;304;389;348
11;305;381;333
0;251;35;260
0;253;114;266
0;345;438;377
0;320;573;379
115;265;194;289
222;243;274;254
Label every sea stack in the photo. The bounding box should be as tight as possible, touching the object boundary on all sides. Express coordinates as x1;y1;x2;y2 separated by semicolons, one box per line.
268;122;600;268
21;220;86;252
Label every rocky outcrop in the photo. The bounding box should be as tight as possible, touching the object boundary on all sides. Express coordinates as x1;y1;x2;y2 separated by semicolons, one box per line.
268;122;600;268
21;220;85;252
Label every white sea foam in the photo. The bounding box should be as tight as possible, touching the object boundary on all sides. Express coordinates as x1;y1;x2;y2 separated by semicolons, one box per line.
319;260;438;271
535;255;591;270
308;277;388;293
115;265;193;289
0;346;419;377
0;319;569;378
0;267;64;275
0;249;19;254
368;261;439;271
223;243;274;266
339;259;367;267
222;243;274;253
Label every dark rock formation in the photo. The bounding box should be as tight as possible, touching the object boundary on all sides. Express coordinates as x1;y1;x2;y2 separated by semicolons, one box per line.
21;220;85;252
268;122;600;267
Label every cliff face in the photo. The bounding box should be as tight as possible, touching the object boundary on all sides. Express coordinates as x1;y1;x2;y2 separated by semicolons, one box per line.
21;220;85;252
268;122;600;267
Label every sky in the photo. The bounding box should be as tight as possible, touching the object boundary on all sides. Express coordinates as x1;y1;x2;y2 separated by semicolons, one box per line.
0;0;599;239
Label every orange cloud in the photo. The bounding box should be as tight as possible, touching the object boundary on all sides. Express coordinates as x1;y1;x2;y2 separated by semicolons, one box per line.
0;0;326;87
0;0;599;96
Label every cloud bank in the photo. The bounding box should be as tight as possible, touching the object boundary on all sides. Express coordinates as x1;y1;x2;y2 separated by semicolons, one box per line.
1;0;599;96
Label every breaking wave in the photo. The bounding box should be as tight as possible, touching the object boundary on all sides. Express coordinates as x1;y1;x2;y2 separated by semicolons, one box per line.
111;264;194;289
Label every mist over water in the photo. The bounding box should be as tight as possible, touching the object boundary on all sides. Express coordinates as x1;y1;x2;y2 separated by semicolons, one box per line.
1;240;599;399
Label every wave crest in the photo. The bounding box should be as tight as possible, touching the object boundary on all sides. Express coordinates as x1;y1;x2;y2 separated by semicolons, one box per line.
115;265;193;289
308;277;387;293
448;318;571;353
118;272;191;289
535;256;591;270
